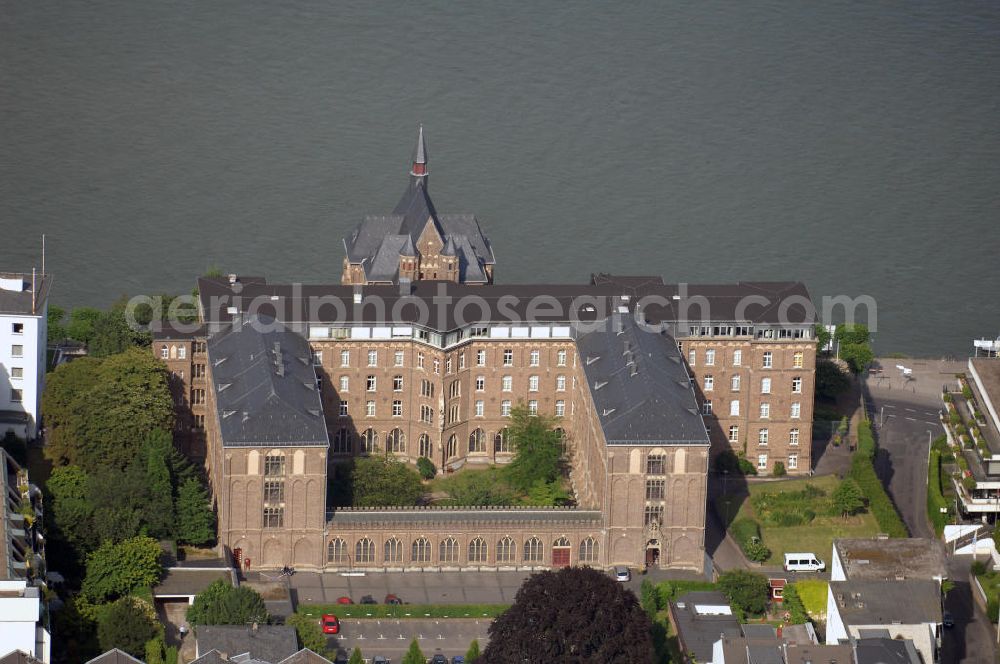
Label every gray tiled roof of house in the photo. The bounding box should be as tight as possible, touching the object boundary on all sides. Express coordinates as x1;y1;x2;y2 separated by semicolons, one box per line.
854;635;922;664
206;315;328;447
669;591;741;664
279;649;335;664
576;317;709;446
0;273;50;316
84;650;145;664
195;625;298;664
328;506;603;526
830;579;942;626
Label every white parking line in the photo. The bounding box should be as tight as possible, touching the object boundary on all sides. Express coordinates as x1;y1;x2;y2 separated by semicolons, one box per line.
905;417;916;421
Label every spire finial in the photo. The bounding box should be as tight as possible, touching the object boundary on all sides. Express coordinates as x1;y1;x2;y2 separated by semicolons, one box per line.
410;125;428;178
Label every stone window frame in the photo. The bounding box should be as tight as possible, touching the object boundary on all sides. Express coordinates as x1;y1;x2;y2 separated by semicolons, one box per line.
440;537;459;563
523;537;543;563
356;537;375;564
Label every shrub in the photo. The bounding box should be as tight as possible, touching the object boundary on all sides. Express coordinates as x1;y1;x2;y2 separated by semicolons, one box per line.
718;570;769;619
416;457;436;480
187;580;268;625
963;475;977;491
963;385;974;400
849;423;907;537
838;416;849;435
743;538;770;563
782;584;809;624
731;518;761;546
773;462;786;477
927;450;949;536
972;560;988;575
738;456;758;476
943;393;953;403
287;612;328;655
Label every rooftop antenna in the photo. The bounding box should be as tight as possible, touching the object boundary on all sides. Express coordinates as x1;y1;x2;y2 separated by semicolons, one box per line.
41;234;46;276
31;268;37;315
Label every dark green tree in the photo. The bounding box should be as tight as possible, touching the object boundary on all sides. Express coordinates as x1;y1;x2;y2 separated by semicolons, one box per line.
66;307;103;346
814;324;832;353
48;305;67;343
97;597;160;657
832;479;865;517
816;360;851;399
350;455;424;507
835;324;874;374
145;634;167;664
525;479;571;506
82;536;163;603
186;579;269;625
47;465;96;551
143;437;175;539
483;567;654;663
175;476;216;545
348;648;364;664
465;639;481;663
416;456;436;480
504;405;564;493
287;612;328;656
89;298;152;357
718;570;770;618
400;639;425;664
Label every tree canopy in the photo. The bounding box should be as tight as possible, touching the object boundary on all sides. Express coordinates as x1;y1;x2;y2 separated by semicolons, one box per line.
349;456;424;507
835;324;874;375
400;639;425;664
483;567;653;663
187;579;269;625
718;570;770;618
82;536;163;603
504;405;565;494
816;360;851;399
832;479;866;517
97;597;159;657
43;348;174;471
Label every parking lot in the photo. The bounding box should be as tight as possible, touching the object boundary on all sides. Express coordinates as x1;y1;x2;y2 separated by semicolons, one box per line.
288;570;533;606
326;618;489;662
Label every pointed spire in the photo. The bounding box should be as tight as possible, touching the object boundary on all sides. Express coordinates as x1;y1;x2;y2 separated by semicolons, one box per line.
441;236;457;256
410;125;428;178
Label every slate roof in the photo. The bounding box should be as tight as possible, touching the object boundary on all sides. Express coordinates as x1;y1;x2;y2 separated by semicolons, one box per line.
853;635;922;664
84;650;144;664
195;625;298;663
206;315;328;447
0;273;50;316
576;317;709;446
829;579;942;626
669;591;741;664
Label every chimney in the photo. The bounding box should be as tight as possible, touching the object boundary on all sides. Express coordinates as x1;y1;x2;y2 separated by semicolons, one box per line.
228;273;239;285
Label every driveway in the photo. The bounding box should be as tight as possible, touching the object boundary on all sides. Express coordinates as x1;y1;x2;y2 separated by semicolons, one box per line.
943;555;998;663
326;618;489;661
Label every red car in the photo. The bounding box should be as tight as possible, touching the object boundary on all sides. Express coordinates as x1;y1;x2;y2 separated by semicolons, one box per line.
336;596;353;605
321;614;340;635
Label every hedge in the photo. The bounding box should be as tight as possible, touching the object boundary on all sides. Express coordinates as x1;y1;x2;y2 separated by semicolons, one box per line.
927;446;949;536
781;583;809;624
655;580;718;607
849;421;908;538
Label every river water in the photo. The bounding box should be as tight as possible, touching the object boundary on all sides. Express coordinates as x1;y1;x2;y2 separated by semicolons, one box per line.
2;1;998;356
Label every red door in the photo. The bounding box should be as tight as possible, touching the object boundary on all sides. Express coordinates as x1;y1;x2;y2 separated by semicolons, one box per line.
552;547;571;568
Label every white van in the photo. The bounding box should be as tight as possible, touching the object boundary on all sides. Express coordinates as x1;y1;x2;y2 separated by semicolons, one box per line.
783;553;825;572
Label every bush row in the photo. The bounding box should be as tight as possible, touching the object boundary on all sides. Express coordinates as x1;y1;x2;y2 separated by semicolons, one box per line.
927;445;949;537
849;422;908;538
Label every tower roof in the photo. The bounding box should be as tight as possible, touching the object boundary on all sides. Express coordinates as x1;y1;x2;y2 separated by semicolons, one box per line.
410;125;428;177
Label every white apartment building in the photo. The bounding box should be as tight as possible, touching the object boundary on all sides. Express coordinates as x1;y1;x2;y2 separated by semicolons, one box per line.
0;273;49;441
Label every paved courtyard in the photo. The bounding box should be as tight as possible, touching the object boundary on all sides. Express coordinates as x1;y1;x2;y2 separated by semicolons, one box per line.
287;570;533;606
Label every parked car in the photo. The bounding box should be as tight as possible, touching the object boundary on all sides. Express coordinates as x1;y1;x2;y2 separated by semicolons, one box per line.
336;596;353;604
452;657;465;664
321;614;340;635
943;610;955;628
430;656;448;664
615;566;631;582
372;657;389;664
360;595;377;604
783;553;826;572
384;593;403;605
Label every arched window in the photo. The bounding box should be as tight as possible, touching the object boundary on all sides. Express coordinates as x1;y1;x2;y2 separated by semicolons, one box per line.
579;537;598;563
412;537;431;563
387;428;405;454
440;537;458;563
524;537;543;563
333;427;352;454
497;536;515;563
554;536;571;547
361;428;378;454
446;434;457;459
469;537;487;563
418;434;432;458
327;538;347;564
468;428;486;453
384;537;402;563
494;428;512;454
355;537;375;564
160;345;169;359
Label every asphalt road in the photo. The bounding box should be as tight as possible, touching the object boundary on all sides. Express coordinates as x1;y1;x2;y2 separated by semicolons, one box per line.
943;555;998;664
327;618;489;662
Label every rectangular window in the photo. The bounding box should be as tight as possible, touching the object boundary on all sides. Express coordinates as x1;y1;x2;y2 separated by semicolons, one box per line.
10;388;23;403
733;349;742;366
790;428;800;446
530;350;540;366
646;454;665;475
194;363;206;378
264;454;285;476
340;350;350;367
420;404;434;424
366;401;376;417
792;377;802;393
704;375;714;391
178;346;187;360
395;350;405;367
758;428;769;446
761;377;771;394
762;351;772;369
476;375;485;391
392;400;402;417
501;400;512;416
193;414;205;430
757;454;768;470
502;375;512;391
12;323;24;334
393;375;403;391
340;376;349;391
475;400;484;417
645;479;665;501
760;403;770;419
557;350;567;366
417;352;424;369
477;350;486;366
788;454;798;470
731;375;741;391
730;400;740;417
793;351;804;369
264;480;285;502
705;349;715;366
192;389;205;405
312;350;323;366
528;400;538;415
446;358;452;374
529;375;539;391
11;367;23;379
421;379;434;398
555;400;565;417
556;375;566;391
11;345;23;358
161;346;169;359
263;506;284;529
433;358;440;374
688;349;696;366
644;505;664;527
791;402;801;419
368;350;378;366
702;400;713;415
503;349;513;366
728;425;740;444
339;400;348;417
367;376;377;391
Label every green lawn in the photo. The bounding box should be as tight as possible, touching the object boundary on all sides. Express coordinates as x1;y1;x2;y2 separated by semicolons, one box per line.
793;580;828;618
719;475;880;564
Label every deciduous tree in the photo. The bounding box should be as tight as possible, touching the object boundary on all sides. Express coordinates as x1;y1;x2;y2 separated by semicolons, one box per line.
97;598;159;658
504;405;564;493
350;456;424;507
175;476;216;546
718;569;770;618
832;479;865;517
482;567;653;663
186;579;268;625
82;536;163;603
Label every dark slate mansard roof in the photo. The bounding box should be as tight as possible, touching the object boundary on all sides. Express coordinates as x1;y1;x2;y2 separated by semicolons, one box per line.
206;314;328;447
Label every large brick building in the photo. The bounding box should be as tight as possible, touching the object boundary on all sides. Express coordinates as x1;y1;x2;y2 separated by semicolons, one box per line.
154;133;816;573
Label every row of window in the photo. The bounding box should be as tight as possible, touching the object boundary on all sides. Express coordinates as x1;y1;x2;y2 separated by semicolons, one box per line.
757;453;799;470
687;348;805;369
319;348;570;370
334;374;571;395
702;375;802;394
330;427;518;457
725;426;800;447
337;398;563;419
327;535;597;565
701;399;802;419
159;345;187;360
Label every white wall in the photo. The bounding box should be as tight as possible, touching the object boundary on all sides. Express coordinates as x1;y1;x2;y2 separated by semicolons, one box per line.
825;587;848;644
0;584;43;661
0;304;46;440
829;541;846;581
